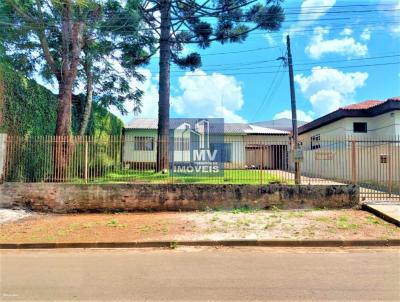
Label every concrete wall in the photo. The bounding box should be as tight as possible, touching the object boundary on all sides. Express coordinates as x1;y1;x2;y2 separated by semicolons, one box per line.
0;183;359;213
0;134;6;182
296;143;400;192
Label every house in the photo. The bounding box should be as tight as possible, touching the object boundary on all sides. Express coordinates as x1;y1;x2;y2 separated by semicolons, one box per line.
123;118;290;170
296;97;400;186
299;97;400;142
253;118;307;132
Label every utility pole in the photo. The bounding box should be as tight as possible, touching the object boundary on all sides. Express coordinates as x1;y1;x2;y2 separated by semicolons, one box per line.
286;35;301;185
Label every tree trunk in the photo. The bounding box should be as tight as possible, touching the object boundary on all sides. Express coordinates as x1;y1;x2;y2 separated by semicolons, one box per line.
53;1;83;181
156;0;171;172
79;61;93;136
53;81;73;181
56;82;73;136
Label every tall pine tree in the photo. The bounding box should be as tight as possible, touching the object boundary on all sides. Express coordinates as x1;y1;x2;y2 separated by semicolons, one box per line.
138;0;285;171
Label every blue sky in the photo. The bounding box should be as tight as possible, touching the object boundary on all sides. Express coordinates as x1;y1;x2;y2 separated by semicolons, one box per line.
117;0;399;124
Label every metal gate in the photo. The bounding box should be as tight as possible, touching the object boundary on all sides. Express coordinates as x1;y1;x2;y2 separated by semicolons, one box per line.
355;139;400;202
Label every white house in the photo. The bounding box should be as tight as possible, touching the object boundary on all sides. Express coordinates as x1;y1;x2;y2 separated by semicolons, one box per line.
298;97;400;142
296;97;400;187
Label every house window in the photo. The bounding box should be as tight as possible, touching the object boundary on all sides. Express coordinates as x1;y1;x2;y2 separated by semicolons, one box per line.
310;134;321;150
134;136;154;151
353;122;367;133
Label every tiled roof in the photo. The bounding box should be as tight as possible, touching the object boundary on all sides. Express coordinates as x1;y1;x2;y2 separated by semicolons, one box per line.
299;96;400;134
252;118;307;132
388;96;400;102
244;125;288;135
125;118;158;129
125;119;288;135
340;100;383;110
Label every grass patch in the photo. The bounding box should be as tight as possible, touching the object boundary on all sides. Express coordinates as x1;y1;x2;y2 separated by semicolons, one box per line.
231;205;259;214
74;169;286;185
106;218;127;228
366;215;380;225
336;215;358;230
315;216;330;223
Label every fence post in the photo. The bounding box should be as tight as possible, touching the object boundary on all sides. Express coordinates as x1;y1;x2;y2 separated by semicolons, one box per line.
0;133;6;183
351;140;357;184
388;142;392;197
84;137;88;184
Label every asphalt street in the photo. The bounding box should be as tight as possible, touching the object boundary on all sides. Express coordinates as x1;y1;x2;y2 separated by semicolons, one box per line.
1;248;399;301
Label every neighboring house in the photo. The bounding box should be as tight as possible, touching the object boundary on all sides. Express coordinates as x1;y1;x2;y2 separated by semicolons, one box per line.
253;118;307;132
299;97;400;142
123;118;290;170
296;97;400;186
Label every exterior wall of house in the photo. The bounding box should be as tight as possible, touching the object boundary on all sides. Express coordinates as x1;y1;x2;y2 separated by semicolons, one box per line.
297;143;400;191
223;135;245;169
295;111;400;189
123;130;290;170
299;110;399;142
123;129;157;163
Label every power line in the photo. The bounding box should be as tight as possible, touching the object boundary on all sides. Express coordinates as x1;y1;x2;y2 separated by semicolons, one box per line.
249;61;284;122
0;6;398;25
158;61;400;77
166;54;400;73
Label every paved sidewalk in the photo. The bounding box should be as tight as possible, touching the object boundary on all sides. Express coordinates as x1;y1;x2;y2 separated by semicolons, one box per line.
363;202;400;226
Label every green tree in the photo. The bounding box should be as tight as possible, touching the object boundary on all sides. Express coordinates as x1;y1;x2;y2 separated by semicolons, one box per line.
0;0;154;136
76;0;157;135
0;0;153;176
138;0;285;171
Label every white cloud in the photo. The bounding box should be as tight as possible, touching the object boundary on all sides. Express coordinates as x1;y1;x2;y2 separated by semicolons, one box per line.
284;0;336;38
379;0;400;37
109;68;159;122
171;69;246;123
360;28;371;41
305;27;368;59
273;110;314;122
264;33;277;47
340;27;353;36
295;67;368;116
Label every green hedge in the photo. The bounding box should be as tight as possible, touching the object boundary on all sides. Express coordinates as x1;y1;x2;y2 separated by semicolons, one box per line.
0;62;123;136
0;62;124;182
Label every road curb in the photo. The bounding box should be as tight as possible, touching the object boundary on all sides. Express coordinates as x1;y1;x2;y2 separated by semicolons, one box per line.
362;204;400;227
1;239;399;249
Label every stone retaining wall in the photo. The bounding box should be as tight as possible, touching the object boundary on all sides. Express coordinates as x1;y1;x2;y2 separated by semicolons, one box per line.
0;183;359;213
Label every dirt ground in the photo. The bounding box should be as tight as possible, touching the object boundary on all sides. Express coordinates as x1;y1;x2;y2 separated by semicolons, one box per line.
0;209;399;243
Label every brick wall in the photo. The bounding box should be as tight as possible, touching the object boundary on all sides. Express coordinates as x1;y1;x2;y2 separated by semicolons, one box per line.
0;183;359;213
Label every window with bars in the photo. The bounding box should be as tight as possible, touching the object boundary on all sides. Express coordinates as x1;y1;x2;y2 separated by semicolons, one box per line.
134;136;154;151
310;134;321;150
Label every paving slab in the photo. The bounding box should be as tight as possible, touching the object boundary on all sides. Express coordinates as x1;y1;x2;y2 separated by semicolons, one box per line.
363;202;400;226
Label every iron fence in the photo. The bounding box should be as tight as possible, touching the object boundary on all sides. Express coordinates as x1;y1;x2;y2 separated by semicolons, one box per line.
1;134;399;201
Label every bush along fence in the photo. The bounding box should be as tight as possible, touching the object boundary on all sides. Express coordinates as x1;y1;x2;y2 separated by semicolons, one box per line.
0;134;399;201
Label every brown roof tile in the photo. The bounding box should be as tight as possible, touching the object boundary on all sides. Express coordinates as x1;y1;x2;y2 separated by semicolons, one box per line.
341;100;383;110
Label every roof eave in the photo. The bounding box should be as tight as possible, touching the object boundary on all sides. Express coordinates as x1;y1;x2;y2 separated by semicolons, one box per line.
299;99;400;135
